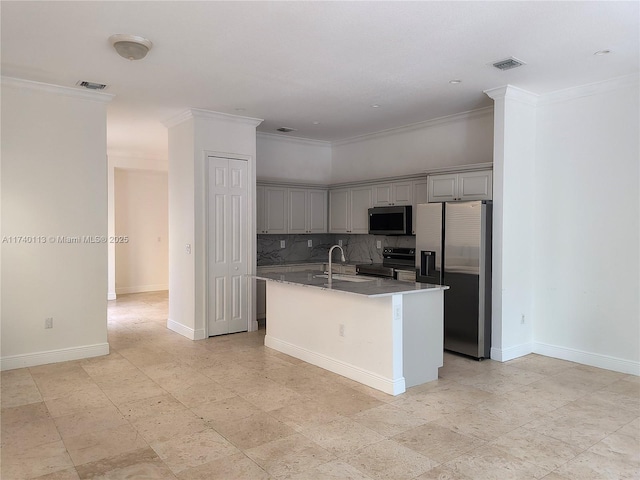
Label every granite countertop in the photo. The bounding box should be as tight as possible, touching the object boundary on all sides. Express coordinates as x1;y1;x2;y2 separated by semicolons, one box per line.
253;271;448;298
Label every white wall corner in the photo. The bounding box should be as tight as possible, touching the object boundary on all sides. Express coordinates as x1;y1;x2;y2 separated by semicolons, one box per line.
165;108;264;129
490;342;533;362
484;84;539;106
167;318;204;340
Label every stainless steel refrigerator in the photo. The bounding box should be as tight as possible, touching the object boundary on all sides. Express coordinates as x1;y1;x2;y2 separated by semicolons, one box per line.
415;201;492;359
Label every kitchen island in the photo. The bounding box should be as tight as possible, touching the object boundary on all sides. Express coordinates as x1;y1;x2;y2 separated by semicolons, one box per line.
255;271;448;395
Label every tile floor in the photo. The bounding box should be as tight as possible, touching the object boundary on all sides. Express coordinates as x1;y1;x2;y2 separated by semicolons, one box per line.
1;291;639;479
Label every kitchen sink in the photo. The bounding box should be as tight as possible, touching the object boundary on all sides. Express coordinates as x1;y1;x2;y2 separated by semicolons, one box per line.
313;274;376;283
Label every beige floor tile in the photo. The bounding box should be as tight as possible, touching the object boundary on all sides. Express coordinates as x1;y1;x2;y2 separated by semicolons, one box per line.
587;429;640;463
343;439;437;480
443;445;550;479
190;396;260;426
74;447;177;479
245;432;335;477
489;428;583;470
128;407;209;444
30;366;96;400
1;402;61;451
0;368;43;408
394;423;485;463
302;417;386;457
352;403;429;437
312;385;384;416
118;394;185;420
44;384;114;418
0;440;73;479
414;464;474;479
239;381;305;411
457;367;546;395
151;428;240;474
554;450;640;479
547;365;626;393
31;467;82;479
53;404;128;439
100;377;167;406
506;354;576;376
177;452;269;480
214;411;298;450
269;398;345;431
432;402;533;441
523;398;638;450
63;423;149;466
80;352;138;378
165;380;236;408
282;459;374;480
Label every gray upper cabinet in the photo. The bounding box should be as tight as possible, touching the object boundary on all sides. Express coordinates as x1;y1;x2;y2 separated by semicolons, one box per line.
329;186;372;234
372;181;413;206
257;186;288;234
288;188;327;234
428;170;492;202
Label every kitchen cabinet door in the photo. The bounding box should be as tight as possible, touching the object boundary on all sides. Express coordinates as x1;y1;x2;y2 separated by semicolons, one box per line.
350;186;373;234
256;185;266;234
288;188;308;234
329;188;350;233
264;187;288;234
372;181;412;206
428;171;492;202
458;171;493;201
307;189;328;233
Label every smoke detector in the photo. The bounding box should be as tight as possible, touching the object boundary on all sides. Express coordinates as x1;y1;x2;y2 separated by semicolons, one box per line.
276;127;296;133
492;57;526;71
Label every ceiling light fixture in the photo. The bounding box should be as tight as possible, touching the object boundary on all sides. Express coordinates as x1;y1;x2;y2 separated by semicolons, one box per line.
371;104;380;108
594;49;611;56
449;79;462;84
312;121;320;125
109;34;153;61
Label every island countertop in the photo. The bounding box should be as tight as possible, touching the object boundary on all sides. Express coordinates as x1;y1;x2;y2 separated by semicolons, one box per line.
254;271;448;298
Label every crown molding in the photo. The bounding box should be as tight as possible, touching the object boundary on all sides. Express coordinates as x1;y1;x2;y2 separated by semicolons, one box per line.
331;106;494;147
484;85;539;106
163;108;263;128
1;76;114;103
257;132;331;148
537;73;639;106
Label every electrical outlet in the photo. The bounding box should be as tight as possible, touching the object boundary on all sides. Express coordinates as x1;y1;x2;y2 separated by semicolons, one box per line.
45;317;53;329
338;239;343;247
307;239;313;247
280;240;286;248
185;244;191;254
339;324;345;337
376;240;382;249
521;314;525;324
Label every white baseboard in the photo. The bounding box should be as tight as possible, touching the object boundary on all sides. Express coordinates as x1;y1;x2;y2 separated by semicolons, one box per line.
265;335;406;395
0;343;110;371
107;292;117;300
167;318;206;341
491;342;533;362
116;284;168;295
533;342;640;376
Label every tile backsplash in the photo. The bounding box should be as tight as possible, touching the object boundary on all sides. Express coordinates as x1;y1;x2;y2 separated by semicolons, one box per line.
257;234;416;266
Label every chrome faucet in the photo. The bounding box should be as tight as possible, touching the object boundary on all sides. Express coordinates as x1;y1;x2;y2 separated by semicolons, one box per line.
328;245;346;286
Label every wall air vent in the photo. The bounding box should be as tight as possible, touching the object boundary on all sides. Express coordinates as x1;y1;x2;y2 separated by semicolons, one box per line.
276;127;296;133
76;81;108;90
492;57;526;71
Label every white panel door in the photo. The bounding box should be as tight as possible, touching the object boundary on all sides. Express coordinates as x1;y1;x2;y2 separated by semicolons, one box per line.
208;156;248;336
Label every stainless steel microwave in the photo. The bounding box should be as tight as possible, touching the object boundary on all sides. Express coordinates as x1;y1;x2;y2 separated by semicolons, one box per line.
368;205;412;235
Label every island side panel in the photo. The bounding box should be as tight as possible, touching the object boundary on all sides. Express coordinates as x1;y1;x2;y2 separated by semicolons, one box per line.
401;289;444;388
264;281;404;395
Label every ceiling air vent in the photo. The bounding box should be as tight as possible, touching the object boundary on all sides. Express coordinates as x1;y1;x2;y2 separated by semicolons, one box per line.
276;127;296;133
492;57;526;71
76;80;108;90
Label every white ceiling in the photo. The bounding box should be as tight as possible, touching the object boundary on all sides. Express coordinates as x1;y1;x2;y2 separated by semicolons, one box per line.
2;1;638;160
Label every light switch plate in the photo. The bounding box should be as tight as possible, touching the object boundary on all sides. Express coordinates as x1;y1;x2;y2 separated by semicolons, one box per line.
338;239;343;247
280;240;286;248
307;239;313;247
376;240;382;249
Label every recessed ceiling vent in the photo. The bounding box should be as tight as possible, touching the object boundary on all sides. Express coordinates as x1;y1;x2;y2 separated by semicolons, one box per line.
276;127;296;133
76;81;108;90
492;57;526;71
